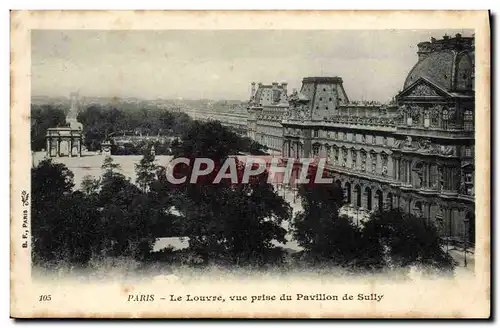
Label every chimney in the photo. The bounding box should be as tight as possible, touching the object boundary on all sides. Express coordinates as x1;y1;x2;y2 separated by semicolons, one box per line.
281;82;288;95
417;41;432;61
272;82;279;90
250;82;256;99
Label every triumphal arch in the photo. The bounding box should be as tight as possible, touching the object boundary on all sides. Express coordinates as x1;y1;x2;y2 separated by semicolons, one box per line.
45;92;84;157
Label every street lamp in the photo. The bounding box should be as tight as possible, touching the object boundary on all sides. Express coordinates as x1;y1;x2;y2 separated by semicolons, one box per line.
356;207;359;227
464;217;469;268
436;216;447;256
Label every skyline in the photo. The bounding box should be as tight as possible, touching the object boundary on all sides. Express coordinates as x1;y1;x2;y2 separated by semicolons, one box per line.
32;29;473;102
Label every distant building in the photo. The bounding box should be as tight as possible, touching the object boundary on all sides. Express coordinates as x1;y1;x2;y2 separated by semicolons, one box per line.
281;34;475;244
247;81;289;153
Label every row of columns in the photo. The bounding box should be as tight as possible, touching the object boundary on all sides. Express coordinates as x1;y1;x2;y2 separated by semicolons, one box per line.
311;142;391;175
283;140;304;159
261;134;282;151
343;179;473;242
394;157;459;192
344;183;389;212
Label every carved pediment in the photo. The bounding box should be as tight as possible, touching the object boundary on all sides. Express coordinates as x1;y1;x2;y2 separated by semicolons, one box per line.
407;84;440;97
398;78;452;100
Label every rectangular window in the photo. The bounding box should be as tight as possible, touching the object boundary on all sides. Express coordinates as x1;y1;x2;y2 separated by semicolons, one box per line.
463;110;474;131
431;114;439;126
465;147;472;157
313;130;319;138
352;150;358;165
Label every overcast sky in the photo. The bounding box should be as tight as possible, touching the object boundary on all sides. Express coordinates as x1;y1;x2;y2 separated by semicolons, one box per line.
31;29;473;102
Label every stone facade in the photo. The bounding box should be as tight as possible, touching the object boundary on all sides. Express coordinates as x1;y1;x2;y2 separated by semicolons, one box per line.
46;127;83;157
280;34;475;244
247;82;289;153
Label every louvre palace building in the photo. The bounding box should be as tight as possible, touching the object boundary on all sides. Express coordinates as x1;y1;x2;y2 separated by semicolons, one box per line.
247;33;475;244
247;81;289;154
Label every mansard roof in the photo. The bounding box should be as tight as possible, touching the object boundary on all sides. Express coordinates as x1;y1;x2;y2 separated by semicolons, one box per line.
403;34;474;93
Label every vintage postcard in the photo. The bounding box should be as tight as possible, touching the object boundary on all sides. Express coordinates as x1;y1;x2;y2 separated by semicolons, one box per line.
10;10;490;318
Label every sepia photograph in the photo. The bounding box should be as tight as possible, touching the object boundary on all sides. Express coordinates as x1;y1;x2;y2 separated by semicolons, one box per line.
10;10;490;318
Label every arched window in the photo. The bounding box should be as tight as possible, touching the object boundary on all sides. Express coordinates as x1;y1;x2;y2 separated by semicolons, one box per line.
312;143;320;156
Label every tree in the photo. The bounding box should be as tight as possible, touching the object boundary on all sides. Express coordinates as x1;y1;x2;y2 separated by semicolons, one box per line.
168;121;292;267
32;158;74;205
31;159;102;268
101;156;123;181
81;174;101;196
135;151;158;192
292;177;362;266
361;209;456;272
30;104;67;151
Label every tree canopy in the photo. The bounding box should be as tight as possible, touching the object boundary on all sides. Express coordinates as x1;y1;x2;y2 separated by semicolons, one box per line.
31;105;68;151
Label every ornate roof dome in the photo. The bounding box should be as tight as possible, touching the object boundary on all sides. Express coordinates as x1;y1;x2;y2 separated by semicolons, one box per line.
403;34;474;92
